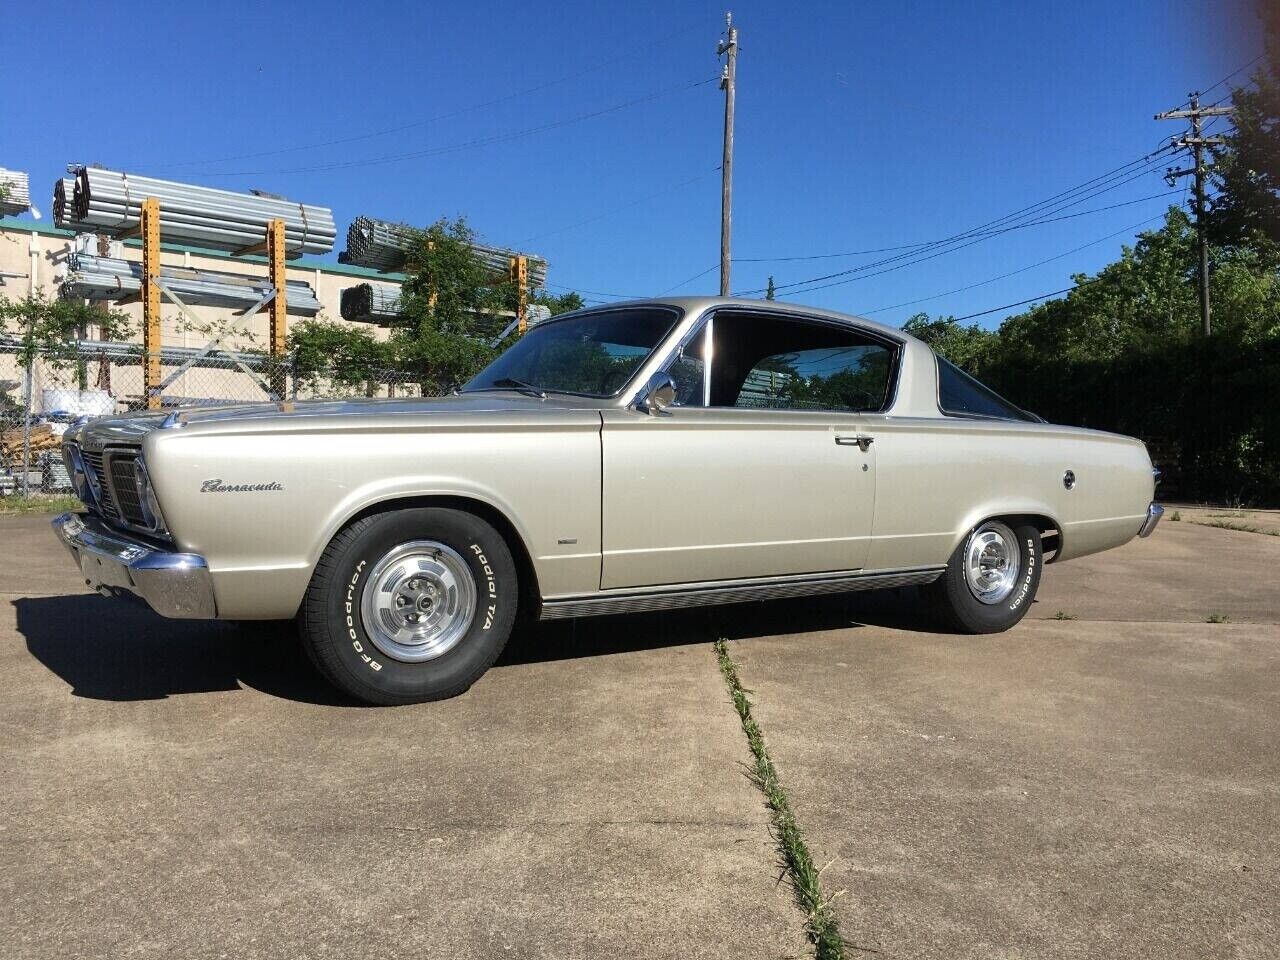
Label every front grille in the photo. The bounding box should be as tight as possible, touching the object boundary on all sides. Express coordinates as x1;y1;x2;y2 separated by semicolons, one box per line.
81;449;118;520
107;453;147;528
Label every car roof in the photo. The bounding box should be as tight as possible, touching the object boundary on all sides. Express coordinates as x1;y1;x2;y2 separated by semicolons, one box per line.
564;296;924;347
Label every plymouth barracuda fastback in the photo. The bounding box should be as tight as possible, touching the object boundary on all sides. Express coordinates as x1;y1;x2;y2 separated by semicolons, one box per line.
53;296;1162;704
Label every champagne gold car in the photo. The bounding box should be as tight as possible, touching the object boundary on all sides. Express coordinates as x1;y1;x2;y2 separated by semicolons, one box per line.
52;297;1162;704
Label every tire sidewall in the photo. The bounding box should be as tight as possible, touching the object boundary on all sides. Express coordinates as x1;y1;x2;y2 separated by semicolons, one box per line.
942;522;1042;632
320;509;516;701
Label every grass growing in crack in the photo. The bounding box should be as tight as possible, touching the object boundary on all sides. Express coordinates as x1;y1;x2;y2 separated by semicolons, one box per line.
714;638;848;960
1205;613;1231;624
1052;611;1078;621
1195;519;1279;537
1170;511;1182;522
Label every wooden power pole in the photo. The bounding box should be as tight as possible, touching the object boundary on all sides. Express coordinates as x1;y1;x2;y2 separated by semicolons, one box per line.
718;12;738;296
1156;92;1232;336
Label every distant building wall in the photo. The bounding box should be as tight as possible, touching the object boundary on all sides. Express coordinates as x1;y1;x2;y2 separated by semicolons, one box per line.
0;217;402;352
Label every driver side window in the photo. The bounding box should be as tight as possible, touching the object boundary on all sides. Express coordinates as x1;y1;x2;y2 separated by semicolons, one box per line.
663;313;897;412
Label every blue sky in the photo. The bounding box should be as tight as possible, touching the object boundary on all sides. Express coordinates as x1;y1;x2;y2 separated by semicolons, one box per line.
0;0;1261;327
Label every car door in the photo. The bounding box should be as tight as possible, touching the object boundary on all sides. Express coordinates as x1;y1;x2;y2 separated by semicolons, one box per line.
599;309;895;590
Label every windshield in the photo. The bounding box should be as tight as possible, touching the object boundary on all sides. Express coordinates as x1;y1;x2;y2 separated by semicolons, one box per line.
464;306;681;398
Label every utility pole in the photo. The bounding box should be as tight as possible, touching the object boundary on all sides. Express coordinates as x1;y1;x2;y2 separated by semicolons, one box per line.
718;12;738;297
1156;92;1232;335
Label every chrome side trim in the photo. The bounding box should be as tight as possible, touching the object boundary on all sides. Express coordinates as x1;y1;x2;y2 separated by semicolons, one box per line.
1138;502;1164;538
538;566;945;620
51;512;217;619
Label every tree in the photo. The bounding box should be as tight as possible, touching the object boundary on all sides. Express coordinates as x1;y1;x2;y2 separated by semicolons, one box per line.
531;289;585;315
1207;5;1280;247
0;294;133;369
288;216;584;396
901;313;998;372
765;276;777;300
287;318;392;393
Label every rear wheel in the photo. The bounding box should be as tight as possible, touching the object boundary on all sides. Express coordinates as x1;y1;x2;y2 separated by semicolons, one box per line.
925;520;1042;633
299;507;517;705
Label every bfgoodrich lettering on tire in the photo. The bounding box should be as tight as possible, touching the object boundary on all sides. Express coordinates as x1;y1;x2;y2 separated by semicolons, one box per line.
925;520;1042;633
300;507;518;705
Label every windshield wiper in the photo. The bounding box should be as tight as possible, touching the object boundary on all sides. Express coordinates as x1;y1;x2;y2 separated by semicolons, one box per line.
486;377;546;399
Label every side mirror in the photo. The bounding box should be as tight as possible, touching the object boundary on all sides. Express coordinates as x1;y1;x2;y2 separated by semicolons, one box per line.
633;372;678;416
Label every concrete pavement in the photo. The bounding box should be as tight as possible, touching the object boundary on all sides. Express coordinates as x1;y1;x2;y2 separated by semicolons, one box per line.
727;520;1280;959
0;516;804;960
4;513;1278;958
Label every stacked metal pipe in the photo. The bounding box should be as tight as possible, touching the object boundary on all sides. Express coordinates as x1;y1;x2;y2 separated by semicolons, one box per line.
60;253;322;315
53;178;96;231
340;283;404;324
340;216;548;286
73;168;336;255
0;168;31;216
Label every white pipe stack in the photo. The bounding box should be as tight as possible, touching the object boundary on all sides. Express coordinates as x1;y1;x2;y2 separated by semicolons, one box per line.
61;253;322;315
0;168;31;216
73;168;336;256
340;215;548;286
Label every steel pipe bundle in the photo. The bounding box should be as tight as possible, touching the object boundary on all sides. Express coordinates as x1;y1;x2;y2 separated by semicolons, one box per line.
60;253;322;315
340;216;547;286
73;168;336;255
0;168;31;216
53;178;96;231
341;283;404;324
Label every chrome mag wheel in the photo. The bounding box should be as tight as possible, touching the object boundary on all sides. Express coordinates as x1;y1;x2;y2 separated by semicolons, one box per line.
963;521;1021;605
360;540;477;662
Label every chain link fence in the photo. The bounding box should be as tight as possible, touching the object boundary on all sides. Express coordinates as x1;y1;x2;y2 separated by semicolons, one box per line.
0;343;434;499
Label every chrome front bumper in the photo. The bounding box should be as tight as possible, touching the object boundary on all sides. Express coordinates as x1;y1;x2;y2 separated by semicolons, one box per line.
1138;502;1164;538
51;512;217;619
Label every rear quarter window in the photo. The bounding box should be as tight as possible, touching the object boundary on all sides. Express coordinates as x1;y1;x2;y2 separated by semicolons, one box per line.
936;356;1036;422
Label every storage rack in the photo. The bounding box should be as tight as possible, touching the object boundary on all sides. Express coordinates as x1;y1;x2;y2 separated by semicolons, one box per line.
109;200;292;409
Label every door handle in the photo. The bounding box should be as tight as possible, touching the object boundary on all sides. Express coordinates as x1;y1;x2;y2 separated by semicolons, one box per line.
835;434;874;451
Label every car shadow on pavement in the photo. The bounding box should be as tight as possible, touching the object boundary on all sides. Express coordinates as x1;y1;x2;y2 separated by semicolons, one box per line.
13;594;351;705
16;587;945;703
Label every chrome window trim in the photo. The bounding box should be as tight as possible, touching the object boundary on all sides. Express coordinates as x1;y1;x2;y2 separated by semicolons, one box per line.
654;305;904;415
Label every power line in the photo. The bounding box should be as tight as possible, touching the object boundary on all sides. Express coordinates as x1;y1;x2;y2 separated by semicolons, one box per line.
199;77;720;177
858;213;1169;316
1174;53;1266;109
948;282;1096;322
735;189;1180;263
658;263;720;295
740;153;1174;297
153;22;705;170
735;148;1174;296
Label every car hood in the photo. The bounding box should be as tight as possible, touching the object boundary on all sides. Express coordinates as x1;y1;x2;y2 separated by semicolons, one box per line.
69;392;608;448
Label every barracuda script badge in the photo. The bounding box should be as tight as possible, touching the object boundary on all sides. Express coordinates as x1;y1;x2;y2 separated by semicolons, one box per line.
201;479;284;493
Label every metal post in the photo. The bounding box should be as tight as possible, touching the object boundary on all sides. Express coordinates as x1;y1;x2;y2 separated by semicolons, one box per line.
141;197;162;409
512;254;529;334
267;218;288;398
20;360;33;498
718;12;738;297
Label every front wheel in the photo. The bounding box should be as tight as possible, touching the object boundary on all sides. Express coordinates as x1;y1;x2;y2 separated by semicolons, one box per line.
299;507;518;705
925;520;1042;633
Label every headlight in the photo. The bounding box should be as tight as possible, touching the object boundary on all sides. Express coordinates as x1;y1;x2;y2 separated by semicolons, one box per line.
132;458;169;535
